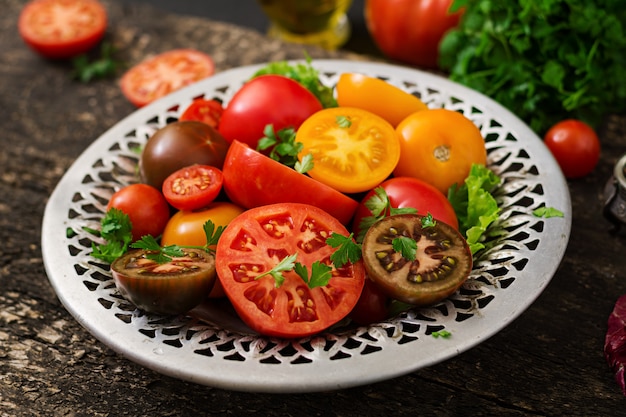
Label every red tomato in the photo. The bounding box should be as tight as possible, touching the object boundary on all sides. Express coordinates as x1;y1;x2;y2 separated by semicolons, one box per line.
352;177;459;240
120;49;215;107
107;184;170;242
162;165;223;211
215;203;366;338
349;279;390;326
222;140;359;225
543;119;601;179
18;0;107;59
218;75;323;148
179;98;224;128
365;0;463;69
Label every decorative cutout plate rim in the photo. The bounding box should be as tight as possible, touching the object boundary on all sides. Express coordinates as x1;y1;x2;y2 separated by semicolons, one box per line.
41;59;571;393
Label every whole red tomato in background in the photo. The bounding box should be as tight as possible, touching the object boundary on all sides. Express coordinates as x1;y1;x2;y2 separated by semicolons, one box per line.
364;0;463;69
543;119;601;179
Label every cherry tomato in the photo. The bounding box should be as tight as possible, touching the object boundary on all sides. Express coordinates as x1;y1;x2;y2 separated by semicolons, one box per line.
218;75;323;148
349;279;390;326
179;98;224;128
107;184;170;242
365;0;463;69
18;0;107;59
120;49;215;107
161;202;246;298
543;119;601;179
336;73;428;127
162;165;223;211
295;107;401;194
140;121;230;190
111;248;217;315
352;177;459;240
222;140;359;225
394;109;486;194
215;203;366;338
361;213;472;307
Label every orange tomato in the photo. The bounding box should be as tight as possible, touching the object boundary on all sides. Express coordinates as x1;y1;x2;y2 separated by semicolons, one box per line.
161;202;245;298
394;109;486;194
296;107;401;194
335;73;428;127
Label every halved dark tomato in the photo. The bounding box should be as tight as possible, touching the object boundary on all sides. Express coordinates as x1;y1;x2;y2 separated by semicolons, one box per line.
162;165;223;211
215;203;366;338
361;213;472;307
222;140;359;225
179;98;224;128
111;248;217;315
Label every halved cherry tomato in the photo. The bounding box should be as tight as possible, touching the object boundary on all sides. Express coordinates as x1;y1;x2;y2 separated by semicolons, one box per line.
218;75;323;148
394;109;487;194
18;0;107;59
215;203;366;338
336;73;428;127
179;98;224;128
222;140;359;225
107;183;170;242
296;107;401;194
162;165;223;211
161;202;246;298
352;176;459;240
120;49;215;107
111;248;217;315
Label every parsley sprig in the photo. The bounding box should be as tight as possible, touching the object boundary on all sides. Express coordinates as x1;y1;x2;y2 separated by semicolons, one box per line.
257;125;314;173
71;42;123;83
356;187;417;243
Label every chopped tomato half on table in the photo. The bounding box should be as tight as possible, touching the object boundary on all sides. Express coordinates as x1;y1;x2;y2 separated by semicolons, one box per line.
120;49;215;107
215;203;366;338
295;107;401;194
18;0;108;59
179;98;224;128
162;164;224;211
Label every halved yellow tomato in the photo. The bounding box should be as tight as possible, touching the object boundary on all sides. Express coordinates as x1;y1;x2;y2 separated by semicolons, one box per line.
394;109;487;194
296;107;401;194
335;73;428;127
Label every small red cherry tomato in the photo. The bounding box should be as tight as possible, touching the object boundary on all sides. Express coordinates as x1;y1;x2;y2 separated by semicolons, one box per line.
543;119;601;179
179;98;224;128
162;165;223;211
107;184;170;242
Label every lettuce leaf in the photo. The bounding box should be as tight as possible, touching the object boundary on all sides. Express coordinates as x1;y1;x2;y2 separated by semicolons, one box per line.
448;164;501;254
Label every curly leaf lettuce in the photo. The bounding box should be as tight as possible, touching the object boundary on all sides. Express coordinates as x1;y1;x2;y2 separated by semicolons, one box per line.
448;164;501;254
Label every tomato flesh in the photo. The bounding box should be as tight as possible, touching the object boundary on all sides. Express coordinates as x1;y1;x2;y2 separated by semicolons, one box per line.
215;203;366;338
296;107;401;194
179;98;224;128
120;49;215;107
162;165;223;211
18;0;107;59
222;140;359;225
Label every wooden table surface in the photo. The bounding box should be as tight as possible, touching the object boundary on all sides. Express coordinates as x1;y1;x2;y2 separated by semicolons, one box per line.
2;0;626;415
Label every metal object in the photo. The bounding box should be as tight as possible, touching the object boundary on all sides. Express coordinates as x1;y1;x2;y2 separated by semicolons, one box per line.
604;154;626;231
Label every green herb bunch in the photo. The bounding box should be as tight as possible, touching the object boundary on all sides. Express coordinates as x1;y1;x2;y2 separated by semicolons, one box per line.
439;0;626;135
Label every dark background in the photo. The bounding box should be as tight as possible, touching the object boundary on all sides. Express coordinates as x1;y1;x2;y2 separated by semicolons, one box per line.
122;0;380;56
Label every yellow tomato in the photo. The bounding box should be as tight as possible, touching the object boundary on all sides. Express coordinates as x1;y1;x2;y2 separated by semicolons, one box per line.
394;109;487;194
336;72;428;127
161;202;245;298
296;107;401;194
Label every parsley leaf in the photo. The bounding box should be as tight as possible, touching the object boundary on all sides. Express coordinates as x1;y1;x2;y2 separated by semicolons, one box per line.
255;254;297;288
357;187;417;243
88;208;133;263
295;261;333;289
336;115;352;128
392;236;418;261
533;206;564;218
326;232;363;268
257;125;313;173
71;42;122;83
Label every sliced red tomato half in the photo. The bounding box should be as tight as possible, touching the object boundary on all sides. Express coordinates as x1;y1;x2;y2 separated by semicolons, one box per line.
179;98;224;128
222;140;359;225
120;49;215;107
162;165;223;211
18;0;108;59
215;203;366;338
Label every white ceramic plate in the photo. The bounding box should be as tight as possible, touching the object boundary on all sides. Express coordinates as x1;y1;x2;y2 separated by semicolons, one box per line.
41;60;571;393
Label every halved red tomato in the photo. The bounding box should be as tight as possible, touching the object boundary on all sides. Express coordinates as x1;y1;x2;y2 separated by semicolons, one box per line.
215;203;366;338
120;49;215;107
296;107;401;194
18;0;107;59
162;165;223;211
179;98;224;128
222;140;359;225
